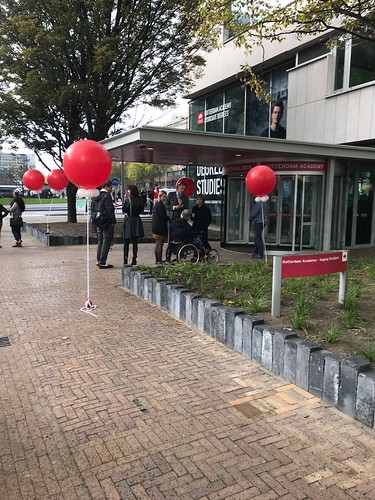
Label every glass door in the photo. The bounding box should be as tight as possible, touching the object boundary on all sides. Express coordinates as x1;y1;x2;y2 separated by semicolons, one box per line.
267;175;296;247
227;178;246;242
296;175;322;250
265;174;323;249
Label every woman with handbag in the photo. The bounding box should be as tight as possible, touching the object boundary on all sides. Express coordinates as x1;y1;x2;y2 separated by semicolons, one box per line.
9;191;25;247
122;185;144;265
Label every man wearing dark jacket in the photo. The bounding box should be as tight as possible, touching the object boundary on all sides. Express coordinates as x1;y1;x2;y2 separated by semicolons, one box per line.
165;182;189;220
92;180;116;268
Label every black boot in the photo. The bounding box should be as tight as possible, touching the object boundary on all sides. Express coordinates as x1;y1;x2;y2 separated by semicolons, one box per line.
124;258;128;265
131;257;137;265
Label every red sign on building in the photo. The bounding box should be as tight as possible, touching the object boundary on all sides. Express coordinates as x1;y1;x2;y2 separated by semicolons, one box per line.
197;111;204;126
281;251;348;279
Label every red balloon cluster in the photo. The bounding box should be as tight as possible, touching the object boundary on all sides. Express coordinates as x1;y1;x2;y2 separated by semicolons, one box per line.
23;169;45;191
245;165;276;197
47;169;69;191
176;177;195;197
63;140;112;189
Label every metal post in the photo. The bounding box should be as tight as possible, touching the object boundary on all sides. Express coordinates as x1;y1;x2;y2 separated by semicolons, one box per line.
271;256;282;317
339;270;347;304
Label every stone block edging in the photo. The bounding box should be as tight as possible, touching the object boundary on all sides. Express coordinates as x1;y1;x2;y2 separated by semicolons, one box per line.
122;265;375;429
24;222;152;246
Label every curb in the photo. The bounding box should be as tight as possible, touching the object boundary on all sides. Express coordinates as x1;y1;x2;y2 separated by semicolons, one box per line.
122;265;375;429
24;222;153;246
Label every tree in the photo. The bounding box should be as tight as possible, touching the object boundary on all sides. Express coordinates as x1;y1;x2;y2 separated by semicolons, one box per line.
0;0;208;221
197;0;375;97
126;162;169;183
198;0;375;46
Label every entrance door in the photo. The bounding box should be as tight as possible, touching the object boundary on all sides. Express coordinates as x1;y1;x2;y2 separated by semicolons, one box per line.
267;174;323;250
227;178;247;241
346;170;374;246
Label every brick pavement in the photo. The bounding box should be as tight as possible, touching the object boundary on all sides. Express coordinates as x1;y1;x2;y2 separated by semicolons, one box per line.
1;222;375;499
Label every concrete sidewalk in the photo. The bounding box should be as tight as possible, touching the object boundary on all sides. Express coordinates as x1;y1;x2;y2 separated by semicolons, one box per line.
1;223;375;499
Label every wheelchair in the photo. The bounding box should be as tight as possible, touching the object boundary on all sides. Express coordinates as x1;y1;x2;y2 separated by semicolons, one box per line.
165;238;220;264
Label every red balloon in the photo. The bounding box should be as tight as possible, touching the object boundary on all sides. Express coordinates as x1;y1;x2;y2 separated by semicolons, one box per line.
63;140;112;189
47;169;69;191
245;165;276;197
176;177;195;197
23;169;45;191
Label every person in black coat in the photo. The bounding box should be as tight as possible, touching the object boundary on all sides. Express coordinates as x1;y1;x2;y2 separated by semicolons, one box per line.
122;185;145;265
191;194;212;251
165;182;189;220
92;180;116;268
151;190;169;265
170;210;203;252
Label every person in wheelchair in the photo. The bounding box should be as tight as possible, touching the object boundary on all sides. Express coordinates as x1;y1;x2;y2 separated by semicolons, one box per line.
169;209;204;255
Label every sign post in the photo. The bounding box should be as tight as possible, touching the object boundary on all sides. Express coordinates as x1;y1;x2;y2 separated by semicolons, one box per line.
272;251;348;317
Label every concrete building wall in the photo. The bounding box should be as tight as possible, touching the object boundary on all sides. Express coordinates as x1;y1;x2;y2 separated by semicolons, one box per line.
287;55;375;144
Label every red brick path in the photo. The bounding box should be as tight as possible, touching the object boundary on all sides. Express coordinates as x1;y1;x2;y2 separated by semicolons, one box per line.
1;224;375;499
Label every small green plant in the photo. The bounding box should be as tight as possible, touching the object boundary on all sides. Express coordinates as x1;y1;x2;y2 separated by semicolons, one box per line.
321;324;341;344
215;289;226;301
246;294;268;313
361;342;375;363
289;295;311;330
341;308;359;329
343;282;363;309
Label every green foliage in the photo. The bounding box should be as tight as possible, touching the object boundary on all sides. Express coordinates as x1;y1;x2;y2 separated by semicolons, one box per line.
197;0;375;50
321;325;341;344
289;295;311;331
0;0;208;219
361;343;375;363
197;0;375;99
341;308;359;329
126;163;169;184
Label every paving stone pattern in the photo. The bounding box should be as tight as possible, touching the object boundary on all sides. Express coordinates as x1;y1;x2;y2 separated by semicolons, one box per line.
1;224;375;499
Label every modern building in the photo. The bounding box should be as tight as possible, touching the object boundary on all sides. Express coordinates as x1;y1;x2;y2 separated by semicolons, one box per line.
102;28;375;252
0;151;35;185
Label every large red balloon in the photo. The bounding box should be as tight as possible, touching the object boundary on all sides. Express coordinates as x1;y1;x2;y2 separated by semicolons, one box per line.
245;165;276;197
23;169;45;191
63;140;112;189
47;169;69;191
176;177;195;197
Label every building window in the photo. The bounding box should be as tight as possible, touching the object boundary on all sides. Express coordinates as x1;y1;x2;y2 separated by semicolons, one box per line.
224;85;245;134
188;61;292;138
335;38;375;91
297;42;330;65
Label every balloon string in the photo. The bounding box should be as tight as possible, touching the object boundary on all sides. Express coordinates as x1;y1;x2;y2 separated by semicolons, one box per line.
46;197;53;233
86;198;90;302
261;202;268;264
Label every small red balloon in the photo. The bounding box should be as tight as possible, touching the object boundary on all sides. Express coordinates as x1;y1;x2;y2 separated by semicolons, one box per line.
23;169;45;191
176;177;195;197
63;140;112;189
47;169;69;191
245;165;276;197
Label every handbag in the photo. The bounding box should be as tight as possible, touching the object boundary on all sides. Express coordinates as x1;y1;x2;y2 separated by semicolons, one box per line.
10;216;23;228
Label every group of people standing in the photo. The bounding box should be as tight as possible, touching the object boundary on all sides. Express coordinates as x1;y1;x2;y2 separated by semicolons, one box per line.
92;179;214;268
151;181;213;266
0;191;26;248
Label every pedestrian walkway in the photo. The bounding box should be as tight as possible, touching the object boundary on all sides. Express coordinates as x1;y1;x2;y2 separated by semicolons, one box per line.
1;223;375;499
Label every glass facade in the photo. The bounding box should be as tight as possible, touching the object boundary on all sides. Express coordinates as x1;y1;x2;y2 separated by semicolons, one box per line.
189;61;293;139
